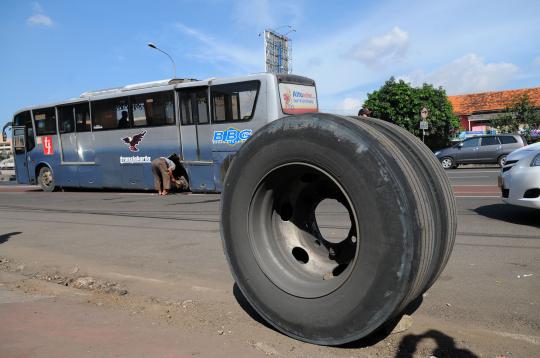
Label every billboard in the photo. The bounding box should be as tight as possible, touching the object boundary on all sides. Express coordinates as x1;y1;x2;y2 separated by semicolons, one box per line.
279;83;318;114
264;30;291;74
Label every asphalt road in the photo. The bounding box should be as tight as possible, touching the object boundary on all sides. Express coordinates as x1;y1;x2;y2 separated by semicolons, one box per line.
0;168;539;357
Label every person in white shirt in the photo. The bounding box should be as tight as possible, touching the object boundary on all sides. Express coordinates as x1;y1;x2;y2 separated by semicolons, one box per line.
151;154;178;195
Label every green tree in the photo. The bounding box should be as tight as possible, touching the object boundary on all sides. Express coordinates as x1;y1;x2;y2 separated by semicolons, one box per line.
363;77;459;149
490;94;540;141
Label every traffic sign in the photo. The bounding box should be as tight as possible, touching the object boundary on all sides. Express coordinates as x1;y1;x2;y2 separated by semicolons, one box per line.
420;107;429;119
420;121;429;130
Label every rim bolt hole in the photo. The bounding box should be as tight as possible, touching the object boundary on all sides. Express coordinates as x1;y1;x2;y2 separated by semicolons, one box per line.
292;247;309;264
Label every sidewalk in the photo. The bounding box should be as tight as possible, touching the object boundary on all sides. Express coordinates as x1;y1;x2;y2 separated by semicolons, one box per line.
0;271;265;358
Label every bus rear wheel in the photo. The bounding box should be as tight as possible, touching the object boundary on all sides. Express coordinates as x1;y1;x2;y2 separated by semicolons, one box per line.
220;113;456;345
38;166;57;192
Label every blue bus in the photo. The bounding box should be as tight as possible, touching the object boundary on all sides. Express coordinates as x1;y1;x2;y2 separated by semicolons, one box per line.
7;73;318;192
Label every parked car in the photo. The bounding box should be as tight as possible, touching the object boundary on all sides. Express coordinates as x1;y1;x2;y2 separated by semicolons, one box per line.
0;158;15;179
434;134;525;169
499;148;540;209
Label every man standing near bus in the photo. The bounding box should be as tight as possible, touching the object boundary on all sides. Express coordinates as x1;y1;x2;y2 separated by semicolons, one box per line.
151;154;177;195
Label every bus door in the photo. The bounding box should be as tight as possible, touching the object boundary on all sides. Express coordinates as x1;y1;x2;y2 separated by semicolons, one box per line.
178;87;215;191
57;103;94;186
12;126;31;183
58;105;80;163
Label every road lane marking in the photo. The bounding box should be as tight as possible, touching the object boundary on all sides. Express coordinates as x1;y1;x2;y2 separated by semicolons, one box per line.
448;170;500;173
455;195;500;198
493;331;540;345
449;176;490;179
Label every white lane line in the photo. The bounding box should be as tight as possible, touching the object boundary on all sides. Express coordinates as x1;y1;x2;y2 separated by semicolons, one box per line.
455;195;500;198
449;170;500;173
106;272;169;283
493;331;540;345
452;184;498;187
449;176;490;179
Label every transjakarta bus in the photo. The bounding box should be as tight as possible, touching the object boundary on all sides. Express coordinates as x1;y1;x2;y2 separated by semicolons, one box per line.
10;74;318;192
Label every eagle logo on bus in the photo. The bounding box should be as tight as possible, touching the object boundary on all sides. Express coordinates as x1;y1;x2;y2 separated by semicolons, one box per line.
213;128;252;146
122;130;147;152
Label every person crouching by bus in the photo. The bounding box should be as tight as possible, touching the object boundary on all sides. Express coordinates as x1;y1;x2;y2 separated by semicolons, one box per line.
152;154;177;195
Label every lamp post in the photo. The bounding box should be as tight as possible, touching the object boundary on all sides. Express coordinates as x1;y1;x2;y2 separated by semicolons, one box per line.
147;43;177;79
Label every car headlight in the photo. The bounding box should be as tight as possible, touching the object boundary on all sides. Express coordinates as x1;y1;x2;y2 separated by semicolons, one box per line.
532;153;540;167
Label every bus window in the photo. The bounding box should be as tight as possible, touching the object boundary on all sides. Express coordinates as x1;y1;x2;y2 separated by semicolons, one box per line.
75;103;91;132
131;91;175;127
211;81;259;123
179;90;209;125
13;111;35;150
58;106;75;134
91;97;130;130
33;107;57;136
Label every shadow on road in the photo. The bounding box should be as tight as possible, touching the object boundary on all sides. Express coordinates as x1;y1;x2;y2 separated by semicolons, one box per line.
232;284;275;331
233;283;437;351
396;329;479;358
475;203;540;228
0;231;22;244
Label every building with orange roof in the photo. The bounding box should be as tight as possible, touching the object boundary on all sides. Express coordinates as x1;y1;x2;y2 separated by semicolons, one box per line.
448;87;540;132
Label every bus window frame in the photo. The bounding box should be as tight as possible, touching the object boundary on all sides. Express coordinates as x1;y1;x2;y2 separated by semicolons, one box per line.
32;107;58;136
90;96;131;131
178;87;210;126
130;90;177;128
13;111;36;151
210;80;261;124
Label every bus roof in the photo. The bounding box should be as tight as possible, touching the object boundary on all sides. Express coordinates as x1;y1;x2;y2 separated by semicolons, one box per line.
12;72;315;116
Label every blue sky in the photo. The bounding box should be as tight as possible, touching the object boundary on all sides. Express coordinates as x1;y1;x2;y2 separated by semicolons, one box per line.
1;0;540;132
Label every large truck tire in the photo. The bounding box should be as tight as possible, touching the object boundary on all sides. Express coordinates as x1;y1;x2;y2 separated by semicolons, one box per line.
220;113;456;345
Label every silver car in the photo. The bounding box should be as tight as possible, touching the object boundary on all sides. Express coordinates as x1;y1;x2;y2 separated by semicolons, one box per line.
435;135;525;169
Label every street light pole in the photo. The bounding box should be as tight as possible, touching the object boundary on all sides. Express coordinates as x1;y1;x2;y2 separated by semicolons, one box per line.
147;43;177;79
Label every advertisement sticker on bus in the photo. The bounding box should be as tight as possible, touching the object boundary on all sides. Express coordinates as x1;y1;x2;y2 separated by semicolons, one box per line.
213;128;253;146
279;83;318;115
42;136;54;155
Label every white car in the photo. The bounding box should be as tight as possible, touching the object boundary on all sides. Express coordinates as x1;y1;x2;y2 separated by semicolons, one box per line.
499;148;540;209
0;158;15;178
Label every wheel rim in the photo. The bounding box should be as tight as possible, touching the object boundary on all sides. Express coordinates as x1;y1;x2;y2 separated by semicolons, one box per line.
441;158;452;169
41;169;53;188
499;156;506;166
248;162;359;298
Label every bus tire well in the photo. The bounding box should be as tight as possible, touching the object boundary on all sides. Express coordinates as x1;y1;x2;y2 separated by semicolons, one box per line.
35;163;52;181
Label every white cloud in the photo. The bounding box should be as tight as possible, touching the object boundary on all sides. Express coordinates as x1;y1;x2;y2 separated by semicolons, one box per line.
348;27;409;67
318;93;367;115
340;97;362;113
175;23;260;72
401;54;518;94
27;14;53;27
27;2;53;27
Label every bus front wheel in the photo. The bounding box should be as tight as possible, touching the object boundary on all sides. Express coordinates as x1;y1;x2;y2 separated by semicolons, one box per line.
38;166;57;192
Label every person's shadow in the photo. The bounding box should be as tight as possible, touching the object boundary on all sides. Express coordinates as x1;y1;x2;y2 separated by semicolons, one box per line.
0;231;21;244
396;329;479;358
